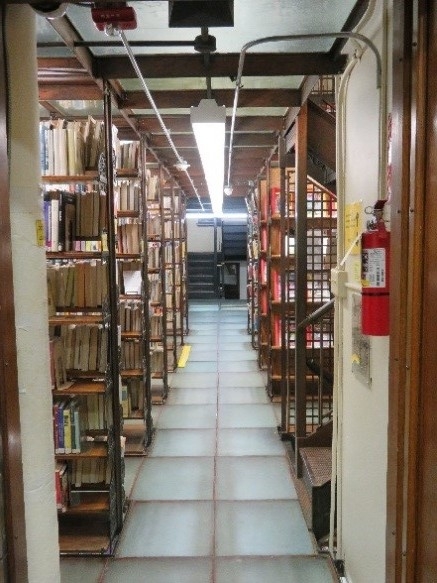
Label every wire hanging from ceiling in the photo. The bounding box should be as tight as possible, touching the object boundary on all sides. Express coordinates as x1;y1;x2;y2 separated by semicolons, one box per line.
114;28;205;211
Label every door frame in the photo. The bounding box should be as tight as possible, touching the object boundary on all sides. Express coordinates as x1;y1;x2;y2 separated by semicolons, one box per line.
387;1;437;580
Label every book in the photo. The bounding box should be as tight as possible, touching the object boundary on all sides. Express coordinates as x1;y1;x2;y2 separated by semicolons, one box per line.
55;462;68;511
63;404;72;454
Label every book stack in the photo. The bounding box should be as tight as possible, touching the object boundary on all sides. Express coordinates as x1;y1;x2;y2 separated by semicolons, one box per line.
146;171;159;201
116;141;139;170
49;337;68;390
150;345;164;374
43;190;76;252
150;313;163;338
59;326;108;374
120;379;144;415
147;215;161;238
47;260;108;309
70;457;111;489
147;242;161;269
163;220;173;239
117;219;141;255
55;462;69;511
120;301;142;332
148;273;162;302
115;180;140;212
40;117;107;175
75;190;107;241
121;339;143;370
53;397;85;454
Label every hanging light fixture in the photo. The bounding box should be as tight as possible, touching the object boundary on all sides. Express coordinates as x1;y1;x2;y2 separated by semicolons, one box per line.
190;99;226;216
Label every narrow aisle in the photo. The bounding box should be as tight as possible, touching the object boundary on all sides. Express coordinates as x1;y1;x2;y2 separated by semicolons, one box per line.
61;301;337;582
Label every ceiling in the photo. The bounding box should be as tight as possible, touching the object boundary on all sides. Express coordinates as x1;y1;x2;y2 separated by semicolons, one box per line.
23;0;367;210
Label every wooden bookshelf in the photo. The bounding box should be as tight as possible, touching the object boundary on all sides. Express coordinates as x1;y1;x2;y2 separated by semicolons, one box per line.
41;106;125;556
145;163;169;403
116;139;154;453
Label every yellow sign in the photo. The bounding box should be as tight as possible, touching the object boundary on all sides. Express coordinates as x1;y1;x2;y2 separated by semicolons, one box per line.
36;219;45;247
178;345;191;368
345;201;362;256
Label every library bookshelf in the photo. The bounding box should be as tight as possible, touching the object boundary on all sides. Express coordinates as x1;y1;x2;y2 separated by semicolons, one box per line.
41;90;125;555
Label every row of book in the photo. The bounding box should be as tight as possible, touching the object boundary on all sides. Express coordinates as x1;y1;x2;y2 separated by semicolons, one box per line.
146;172;160;200
121;339;143;370
120;301;142;333
117;141;139;170
58;326;108;374
56;457;112;512
43;189;108;252
40;117;109;176
147;242;162;269
53;394;106;454
150;346;164;374
115;180;141;212
149;273;162;303
120;379;145;417
150;314;163;338
47;261;108;310
117;220;141;255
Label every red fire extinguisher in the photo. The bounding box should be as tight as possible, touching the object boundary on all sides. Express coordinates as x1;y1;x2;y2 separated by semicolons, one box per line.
361;200;390;336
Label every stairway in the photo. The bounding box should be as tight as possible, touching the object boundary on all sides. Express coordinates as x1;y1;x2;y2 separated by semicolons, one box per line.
187;252;218;299
297;421;333;541
300;446;332;540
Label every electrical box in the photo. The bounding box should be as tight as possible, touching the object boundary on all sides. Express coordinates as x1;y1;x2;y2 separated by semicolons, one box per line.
331;267;348;298
91;6;137;31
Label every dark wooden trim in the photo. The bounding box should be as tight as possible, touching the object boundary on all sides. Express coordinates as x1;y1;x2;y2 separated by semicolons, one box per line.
387;1;437;581
94;52;347;80
329;0;371;58
0;9;28;582
414;1;437;580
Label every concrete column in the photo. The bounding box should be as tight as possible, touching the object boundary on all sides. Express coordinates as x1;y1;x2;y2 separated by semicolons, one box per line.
7;7;61;582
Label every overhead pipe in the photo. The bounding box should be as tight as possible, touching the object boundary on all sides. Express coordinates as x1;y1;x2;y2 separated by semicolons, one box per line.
117;29;205;210
226;31;382;192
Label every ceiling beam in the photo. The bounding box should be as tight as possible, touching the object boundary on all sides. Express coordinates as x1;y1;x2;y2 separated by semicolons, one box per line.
148;132;276;149
38;84;301;108
94;52;347;79
117;115;285;133
124;88;301;109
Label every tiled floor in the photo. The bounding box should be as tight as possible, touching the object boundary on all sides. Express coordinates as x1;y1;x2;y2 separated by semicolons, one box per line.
61;300;336;582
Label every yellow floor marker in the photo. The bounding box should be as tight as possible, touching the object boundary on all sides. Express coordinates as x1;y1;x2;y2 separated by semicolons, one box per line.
178;345;191;368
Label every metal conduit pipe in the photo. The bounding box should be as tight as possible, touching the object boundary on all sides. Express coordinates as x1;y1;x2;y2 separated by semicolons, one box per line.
117;29;205;210
226;31;382;190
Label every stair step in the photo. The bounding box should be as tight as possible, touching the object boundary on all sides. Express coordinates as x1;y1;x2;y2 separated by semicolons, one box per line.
299;446;331;540
300;447;331;488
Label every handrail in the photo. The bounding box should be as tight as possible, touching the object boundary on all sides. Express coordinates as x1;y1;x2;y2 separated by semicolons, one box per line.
296;298;335;330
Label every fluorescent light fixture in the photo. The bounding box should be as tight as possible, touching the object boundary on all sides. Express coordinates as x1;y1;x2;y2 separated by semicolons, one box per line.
190;99;226;216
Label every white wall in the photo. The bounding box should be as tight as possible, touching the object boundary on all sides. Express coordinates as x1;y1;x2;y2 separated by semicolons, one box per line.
186;216;217;252
336;4;390;582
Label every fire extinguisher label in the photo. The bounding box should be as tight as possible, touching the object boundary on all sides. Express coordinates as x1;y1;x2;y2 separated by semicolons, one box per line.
362;248;386;288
